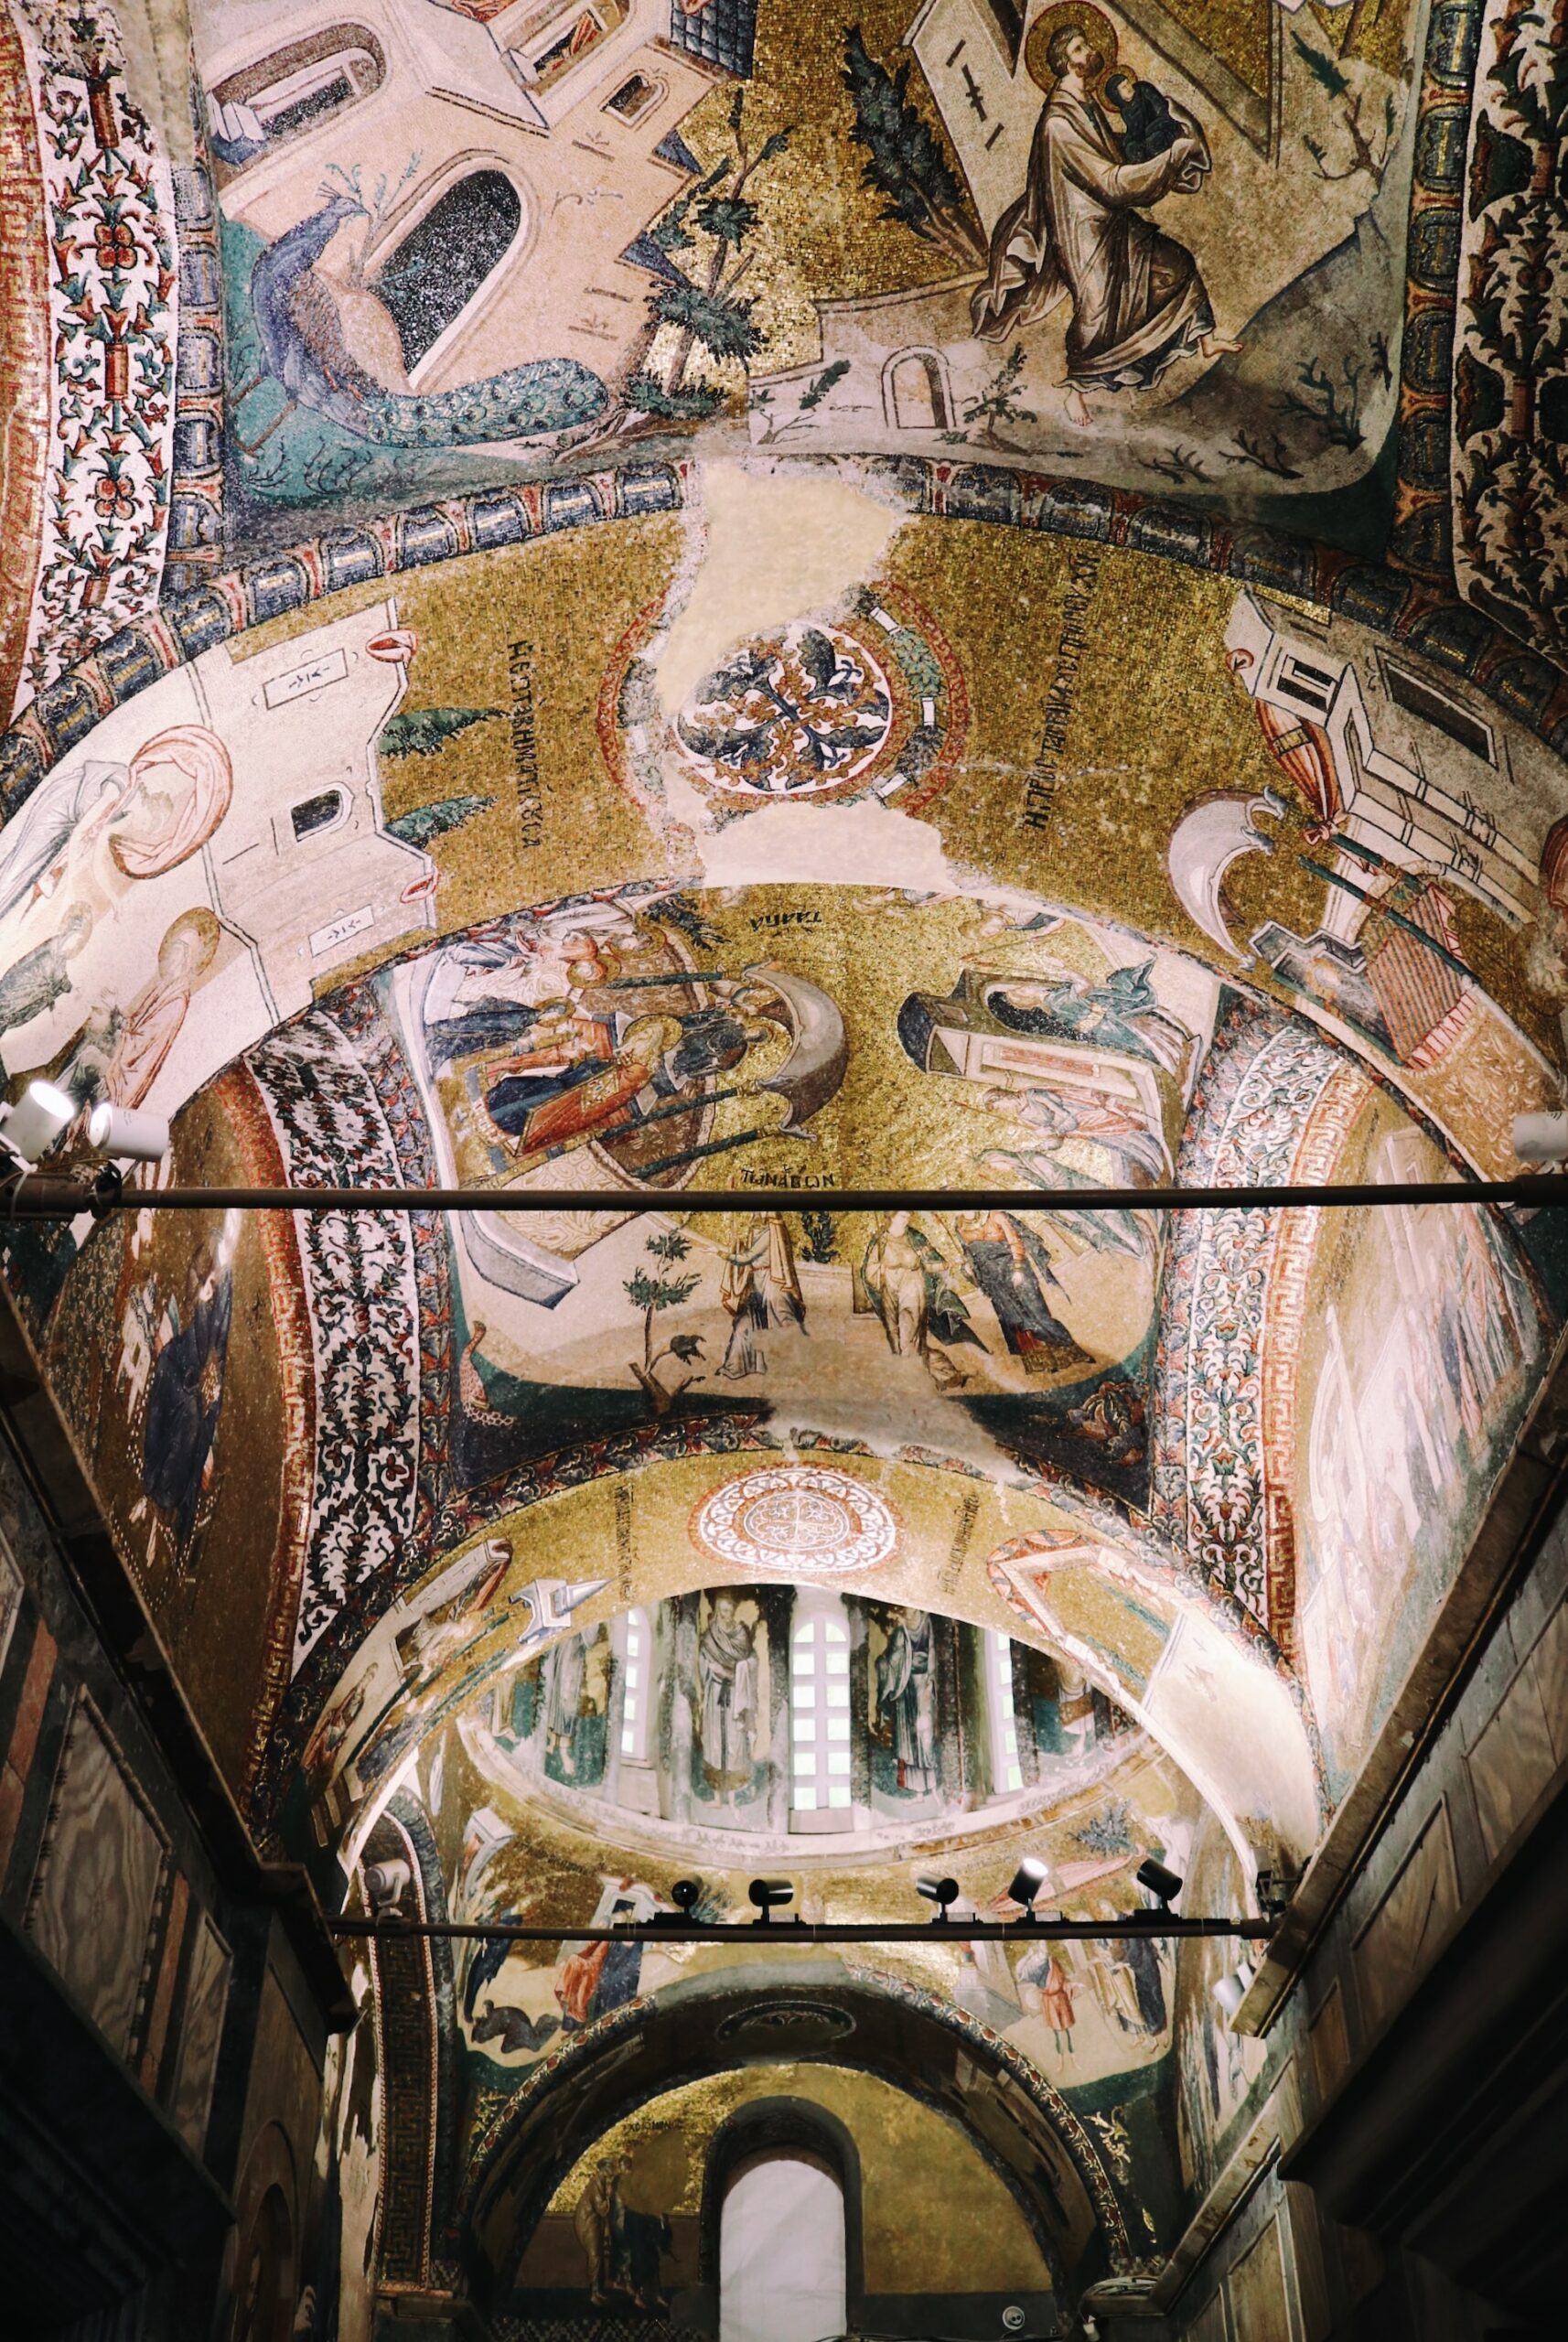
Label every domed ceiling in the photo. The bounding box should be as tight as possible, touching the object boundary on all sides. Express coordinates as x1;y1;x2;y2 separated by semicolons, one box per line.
2;0;1566;2308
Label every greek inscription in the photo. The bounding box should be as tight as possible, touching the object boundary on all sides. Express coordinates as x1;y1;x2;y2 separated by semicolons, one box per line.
508;639;542;850
1024;550;1101;834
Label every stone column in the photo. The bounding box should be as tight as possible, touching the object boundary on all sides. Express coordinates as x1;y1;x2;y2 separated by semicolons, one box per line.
932;1612;963;1804
602;1608;629;1806
848;1600;872;1810
757;1585;793;1832
1011;1637;1041;1789
669;1594;700;1825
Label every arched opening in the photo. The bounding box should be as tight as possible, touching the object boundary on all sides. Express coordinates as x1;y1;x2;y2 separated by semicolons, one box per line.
231;2182;295;2342
720;2150;847;2342
208;27;385;177
885;350;951;433
372;171;523;377
618;1602;652;1765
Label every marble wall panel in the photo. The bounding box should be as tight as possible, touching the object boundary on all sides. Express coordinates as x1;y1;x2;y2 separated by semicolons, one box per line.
25;1695;167;2058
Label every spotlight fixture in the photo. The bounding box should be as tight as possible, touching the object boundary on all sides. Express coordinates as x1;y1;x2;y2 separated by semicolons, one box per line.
1007;1857;1051;1919
1135;1856;1184;1908
1211;1961;1255;2021
915;1874;960;1921
1254;1867;1297;1920
1514;1111;1568;1162
649;1877;708;1928
87;1101;170;1163
0;1080;76;1167
747;1877;795;1924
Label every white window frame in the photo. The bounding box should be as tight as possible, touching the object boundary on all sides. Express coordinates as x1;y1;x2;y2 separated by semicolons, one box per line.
789;1601;852;1814
602;70;665;125
618;1605;652;1764
1276;649;1341;717
366;159;532;392
984;1628;1023;1797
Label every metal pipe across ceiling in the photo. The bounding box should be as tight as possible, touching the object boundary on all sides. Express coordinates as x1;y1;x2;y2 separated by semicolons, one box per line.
6;1175;1568;1219
329;1916;1275;1946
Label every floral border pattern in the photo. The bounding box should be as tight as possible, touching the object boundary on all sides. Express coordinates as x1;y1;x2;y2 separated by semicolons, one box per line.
1151;999;1363;1635
1451;0;1568;665
8;0;177;708
246;1012;426;1668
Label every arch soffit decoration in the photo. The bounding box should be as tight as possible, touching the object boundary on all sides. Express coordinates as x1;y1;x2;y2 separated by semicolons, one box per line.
457;1967;1129;2294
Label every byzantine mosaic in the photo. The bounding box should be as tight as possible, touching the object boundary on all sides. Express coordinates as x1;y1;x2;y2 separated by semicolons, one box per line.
0;501;1560;1862
3;1;178;708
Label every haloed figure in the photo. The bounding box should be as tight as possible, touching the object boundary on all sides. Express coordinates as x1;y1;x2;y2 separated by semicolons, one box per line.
875;1606;937;1795
137;1215;239;1564
972;25;1239;427
698;1591;758;1804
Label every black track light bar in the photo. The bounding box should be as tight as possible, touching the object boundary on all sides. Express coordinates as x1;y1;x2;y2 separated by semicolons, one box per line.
329;1915;1274;1947
5;1172;1567;1222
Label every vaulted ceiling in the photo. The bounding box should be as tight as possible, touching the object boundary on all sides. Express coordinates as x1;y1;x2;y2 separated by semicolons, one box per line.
2;0;1564;2302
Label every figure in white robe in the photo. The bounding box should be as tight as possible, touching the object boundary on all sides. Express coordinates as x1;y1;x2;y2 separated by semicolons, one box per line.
698;1593;757;1802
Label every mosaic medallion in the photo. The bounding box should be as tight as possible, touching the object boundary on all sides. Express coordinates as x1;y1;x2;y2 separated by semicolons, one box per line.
601;584;968;819
675;621;895;797
691;1466;899;1575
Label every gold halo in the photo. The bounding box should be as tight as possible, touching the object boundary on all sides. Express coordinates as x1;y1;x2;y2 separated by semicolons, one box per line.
1025;3;1120;91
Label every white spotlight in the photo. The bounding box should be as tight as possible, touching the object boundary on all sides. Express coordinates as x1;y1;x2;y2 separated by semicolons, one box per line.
1514;1112;1568;1163
1212;1961;1255;2021
88;1101;170;1163
0;1080;77;1165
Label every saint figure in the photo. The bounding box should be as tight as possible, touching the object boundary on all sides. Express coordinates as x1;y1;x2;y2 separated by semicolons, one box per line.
875;1606;937;1794
574;2158;628;2304
861;1211;985;1391
483;1003;764;1161
542;1629;590;1777
972;26;1239;425
697;1592;757;1802
952;1210;1094;1378
718;1212;805;1380
0;907;90;1054
63;908;221;1112
139;1221;237;1559
1019;1943;1077;2053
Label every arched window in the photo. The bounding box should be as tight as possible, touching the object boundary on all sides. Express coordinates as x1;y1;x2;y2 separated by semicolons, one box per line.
619;1606;651;1765
719;2151;846;2342
290;786;347;842
790;1608;851;1812
209;28;384;177
985;1628;1024;1795
372;171;522;376
604;72;664;124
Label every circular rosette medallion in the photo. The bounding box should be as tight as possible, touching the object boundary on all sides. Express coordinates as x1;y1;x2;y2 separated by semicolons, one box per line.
692;1466;900;1575
676;622;895;797
601;585;967;819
